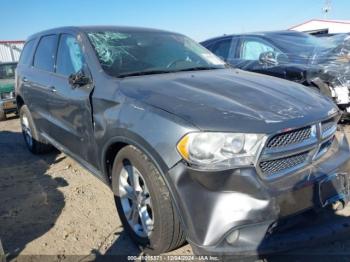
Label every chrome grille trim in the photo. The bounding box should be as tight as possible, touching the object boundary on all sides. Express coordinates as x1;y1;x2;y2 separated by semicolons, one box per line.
266;126;312;148
258;117;338;179
314;138;334;160
259;152;309;177
321;121;337;139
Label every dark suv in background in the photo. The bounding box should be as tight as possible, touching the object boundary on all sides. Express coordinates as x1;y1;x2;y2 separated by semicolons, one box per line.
15;26;350;257
201;31;350;117
0;62;17;120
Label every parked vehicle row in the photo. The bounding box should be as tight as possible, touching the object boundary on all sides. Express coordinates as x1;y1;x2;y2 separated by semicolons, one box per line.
201;31;350;118
14;26;350;257
0;62;17;121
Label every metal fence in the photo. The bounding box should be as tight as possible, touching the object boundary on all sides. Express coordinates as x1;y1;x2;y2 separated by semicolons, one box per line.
0;41;25;63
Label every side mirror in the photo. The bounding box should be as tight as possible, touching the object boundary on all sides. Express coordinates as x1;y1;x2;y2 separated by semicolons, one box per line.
68;70;91;88
259;51;278;66
259;51;288;66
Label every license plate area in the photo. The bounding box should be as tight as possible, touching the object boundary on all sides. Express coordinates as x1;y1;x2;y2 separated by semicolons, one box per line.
318;173;349;207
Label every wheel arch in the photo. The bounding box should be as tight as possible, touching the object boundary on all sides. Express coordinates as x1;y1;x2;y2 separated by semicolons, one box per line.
16;95;25;110
102;133;171;185
101;133;188;243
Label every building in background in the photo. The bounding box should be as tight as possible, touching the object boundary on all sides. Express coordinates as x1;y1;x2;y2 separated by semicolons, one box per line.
290;19;350;35
0;41;24;63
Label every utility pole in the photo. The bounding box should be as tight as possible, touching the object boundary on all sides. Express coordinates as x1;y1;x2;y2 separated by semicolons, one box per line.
322;0;332;18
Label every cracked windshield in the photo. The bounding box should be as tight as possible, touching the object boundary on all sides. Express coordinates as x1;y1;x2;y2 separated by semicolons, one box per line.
87;31;226;77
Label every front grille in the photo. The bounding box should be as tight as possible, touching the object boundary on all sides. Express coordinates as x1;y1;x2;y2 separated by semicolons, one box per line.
266;126;311;148
259;152;309;177
315;138;334;159
321;120;337;138
320;139;332;152
259;117;338;178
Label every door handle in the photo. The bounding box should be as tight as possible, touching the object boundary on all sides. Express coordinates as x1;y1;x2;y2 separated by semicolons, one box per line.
22;77;28;82
49;86;57;93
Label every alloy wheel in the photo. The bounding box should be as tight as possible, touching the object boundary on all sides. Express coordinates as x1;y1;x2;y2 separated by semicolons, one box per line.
21;114;33;148
119;160;154;238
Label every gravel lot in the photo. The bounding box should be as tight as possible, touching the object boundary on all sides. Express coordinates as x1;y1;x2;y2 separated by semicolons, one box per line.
1;116;350;262
0;116;191;261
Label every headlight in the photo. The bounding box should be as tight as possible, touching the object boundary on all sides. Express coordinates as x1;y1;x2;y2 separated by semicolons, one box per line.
177;132;267;170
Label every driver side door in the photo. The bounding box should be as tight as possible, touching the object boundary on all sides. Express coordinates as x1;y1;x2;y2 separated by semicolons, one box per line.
236;37;277;71
47;33;97;167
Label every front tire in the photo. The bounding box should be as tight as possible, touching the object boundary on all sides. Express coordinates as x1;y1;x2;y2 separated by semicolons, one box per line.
20;105;53;154
112;145;185;254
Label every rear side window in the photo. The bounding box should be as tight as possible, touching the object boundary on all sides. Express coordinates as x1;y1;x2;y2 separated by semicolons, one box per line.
211;39;231;60
33;35;57;72
56;34;84;77
19;40;35;65
202;41;215;50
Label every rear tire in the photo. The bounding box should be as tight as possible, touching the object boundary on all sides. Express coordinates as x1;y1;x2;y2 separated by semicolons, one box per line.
20;105;53;154
112;145;186;254
0;109;6;121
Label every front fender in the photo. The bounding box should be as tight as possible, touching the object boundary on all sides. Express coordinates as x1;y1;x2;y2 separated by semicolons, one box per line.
97;99;197;169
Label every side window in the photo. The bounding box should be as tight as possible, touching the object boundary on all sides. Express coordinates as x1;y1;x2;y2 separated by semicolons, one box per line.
240;39;275;60
19;40;35;65
211;39;231;60
33;35;57;72
202;42;215;51
56;34;84;77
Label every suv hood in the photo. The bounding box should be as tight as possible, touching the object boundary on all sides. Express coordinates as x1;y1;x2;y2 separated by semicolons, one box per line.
120;69;338;133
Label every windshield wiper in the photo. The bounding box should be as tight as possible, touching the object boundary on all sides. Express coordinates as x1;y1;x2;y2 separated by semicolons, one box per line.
117;70;174;78
175;66;223;72
116;66;227;78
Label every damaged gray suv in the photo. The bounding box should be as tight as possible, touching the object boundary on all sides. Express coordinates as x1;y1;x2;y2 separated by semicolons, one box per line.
16;26;350;256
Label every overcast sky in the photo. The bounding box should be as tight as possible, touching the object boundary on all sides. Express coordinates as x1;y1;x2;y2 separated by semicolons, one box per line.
1;0;349;41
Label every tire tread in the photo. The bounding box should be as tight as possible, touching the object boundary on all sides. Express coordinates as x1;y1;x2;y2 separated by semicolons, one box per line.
113;145;186;254
20;105;53;154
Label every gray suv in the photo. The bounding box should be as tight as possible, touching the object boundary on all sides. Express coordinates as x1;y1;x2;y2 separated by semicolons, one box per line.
16;26;350;256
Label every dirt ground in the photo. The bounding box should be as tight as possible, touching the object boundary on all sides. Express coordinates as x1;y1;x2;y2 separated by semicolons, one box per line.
1;116;350;262
0;116;191;261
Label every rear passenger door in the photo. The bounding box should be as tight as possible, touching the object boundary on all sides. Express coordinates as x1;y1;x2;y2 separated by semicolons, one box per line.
24;35;58;133
47;33;96;165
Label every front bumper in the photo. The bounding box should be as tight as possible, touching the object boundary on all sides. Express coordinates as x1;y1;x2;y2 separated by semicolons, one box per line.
0;98;17;113
167;132;350;256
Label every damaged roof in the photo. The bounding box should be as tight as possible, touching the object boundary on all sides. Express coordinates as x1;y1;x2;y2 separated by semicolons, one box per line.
202;30;308;43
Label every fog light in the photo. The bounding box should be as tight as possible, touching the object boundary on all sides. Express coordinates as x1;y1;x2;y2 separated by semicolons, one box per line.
226;230;240;245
